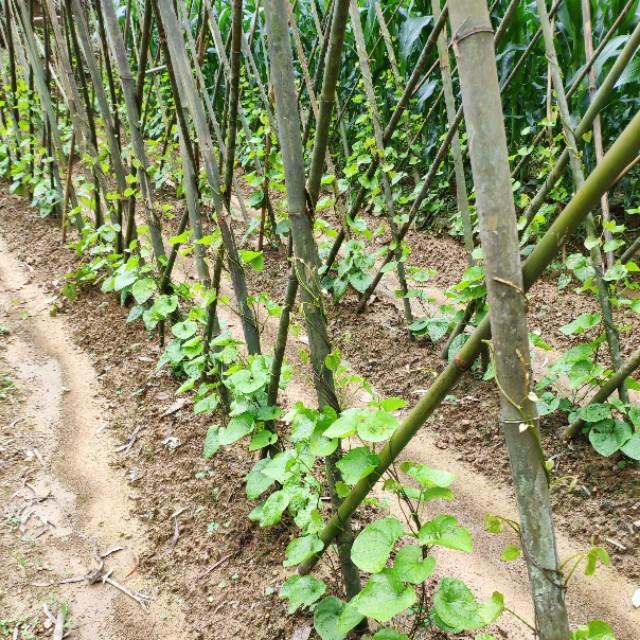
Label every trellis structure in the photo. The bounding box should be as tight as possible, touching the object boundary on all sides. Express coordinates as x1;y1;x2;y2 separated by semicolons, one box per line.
1;0;640;637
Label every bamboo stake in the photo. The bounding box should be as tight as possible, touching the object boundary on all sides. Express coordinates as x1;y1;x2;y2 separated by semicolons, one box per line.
432;0;473;263
582;0;614;269
451;2;569;634
153;0;261;356
536;0;627;403
263;0;362;602
298;106;640;577
98;0;166;265
349;0;414;330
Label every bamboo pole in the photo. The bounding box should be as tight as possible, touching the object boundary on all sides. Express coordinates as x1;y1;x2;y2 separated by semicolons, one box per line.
536;0;627;403
298;106;640;576
349;0;413;331
153;0;261;356
433;0;473;263
263;0;362;602
451;1;569;634
223;0;242;207
98;0;166;265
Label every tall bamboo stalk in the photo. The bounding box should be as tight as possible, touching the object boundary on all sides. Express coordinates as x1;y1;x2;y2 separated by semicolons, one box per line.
223;0;242;207
263;0;361;602
98;0;166;265
153;0;261;356
451;1;569;635
432;0;473;263
582;0;614;269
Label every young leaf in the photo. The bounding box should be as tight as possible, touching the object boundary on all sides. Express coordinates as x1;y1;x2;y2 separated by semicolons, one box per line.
239;249;265;272
279;575;325;613
350;569;417;622
246;459;275;500
432;578;484;631
283;534;324;568
259;490;290;527
400;461;455;488
172;319;198;340
393;544;436;584
218;413;254;445
418;515;473;552
336;446;380;485
357;409;399;442
351;516;405;573
313;597;363;640
500;544;521;562
131;277;157;304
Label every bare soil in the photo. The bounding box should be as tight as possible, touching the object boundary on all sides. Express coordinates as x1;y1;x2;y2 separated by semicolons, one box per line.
1;188;639;640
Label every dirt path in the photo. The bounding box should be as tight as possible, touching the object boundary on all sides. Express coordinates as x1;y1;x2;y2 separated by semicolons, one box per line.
0;234;185;639
1;192;639;639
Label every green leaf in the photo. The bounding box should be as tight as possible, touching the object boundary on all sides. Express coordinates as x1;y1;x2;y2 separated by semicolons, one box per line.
193;393;219;415
247;190;264;208
560;313;601;335
500;544;521;562
259;490;290;527
588;420;632;457
324;407;363;439
218;413;254;445
621;432;640;460
348;270;373;293
578;404;611;423
283;534;324;568
279;575;325;613
400;461;455;488
378;398;407;412
246;459;275;500
393;544;436;584
248;429;277;451
569;620;615;640
357;409;399;442
203;426;219;459
314;597;363;640
131;277;157;304
172;319;198;340
336;447;380;485
604;263;627;281
350;570;417;623
371;629;409;640
113;269;137;292
433;578;484;631
584;547;609;576
239;249;265;272
418;515;472;552
351;516;405;573
226;366;268;395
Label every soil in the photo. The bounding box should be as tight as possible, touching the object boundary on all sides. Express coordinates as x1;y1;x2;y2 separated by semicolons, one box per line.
1;187;639;640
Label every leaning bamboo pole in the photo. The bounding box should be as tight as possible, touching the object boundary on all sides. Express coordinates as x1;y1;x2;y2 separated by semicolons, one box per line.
536;0;627;403
298;106;640;576
153;0;261;356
